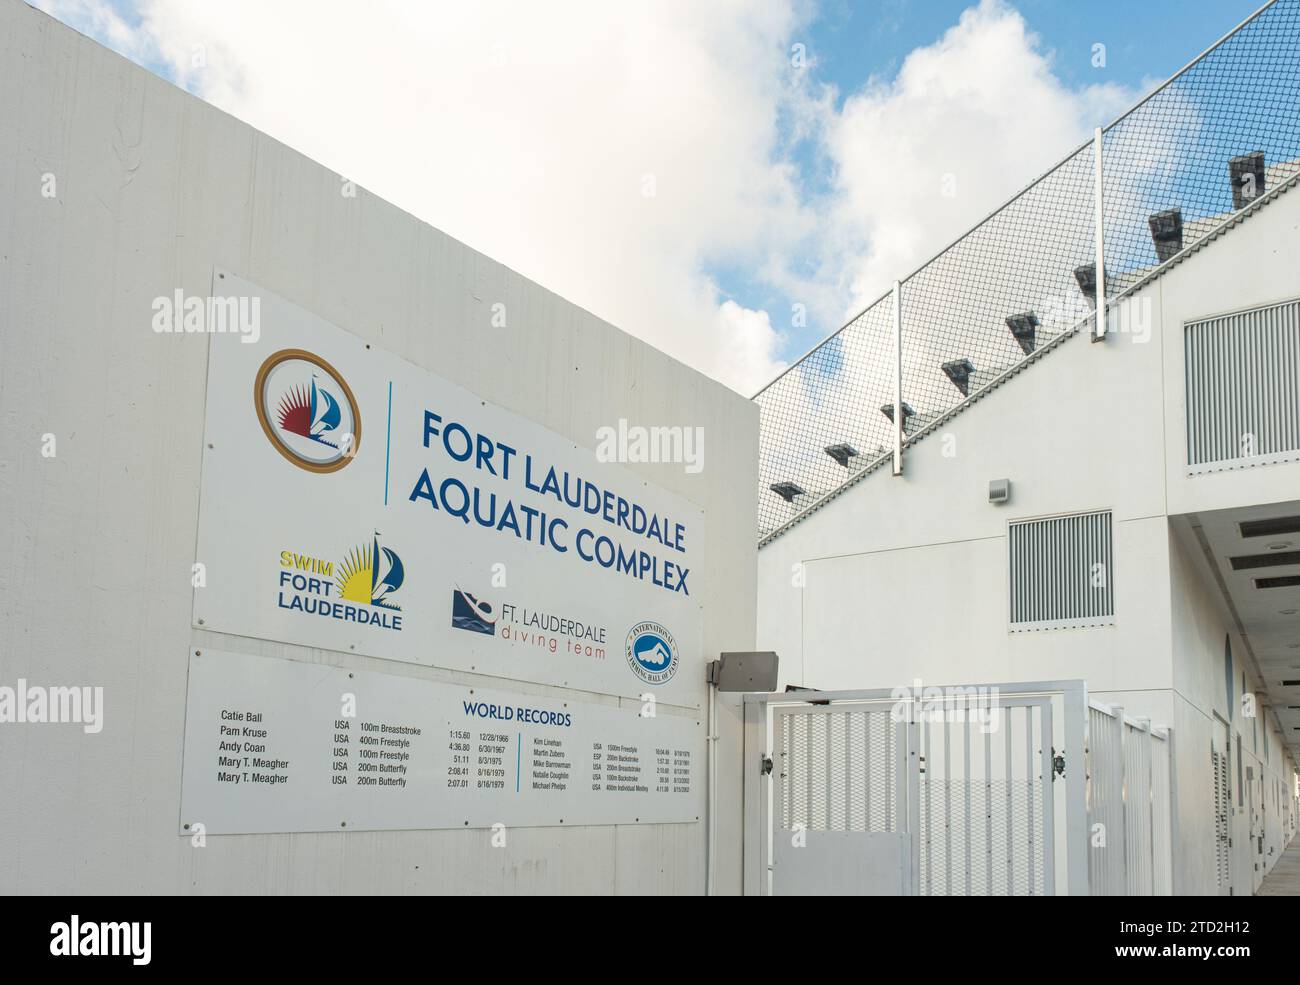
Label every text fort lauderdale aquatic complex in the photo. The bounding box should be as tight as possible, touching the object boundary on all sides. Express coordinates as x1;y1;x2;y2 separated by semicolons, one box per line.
407;411;694;596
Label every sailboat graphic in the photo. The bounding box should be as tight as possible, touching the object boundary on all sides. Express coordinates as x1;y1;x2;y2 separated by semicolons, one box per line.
277;375;343;447
338;533;405;610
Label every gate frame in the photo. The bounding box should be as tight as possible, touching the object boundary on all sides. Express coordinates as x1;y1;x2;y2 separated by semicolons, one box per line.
743;679;1090;895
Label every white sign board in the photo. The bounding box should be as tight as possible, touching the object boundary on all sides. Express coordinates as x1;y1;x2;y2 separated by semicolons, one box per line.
193;272;705;705
179;649;703;833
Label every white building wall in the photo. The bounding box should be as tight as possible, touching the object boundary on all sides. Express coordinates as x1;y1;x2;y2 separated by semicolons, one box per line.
0;3;758;895
1160;190;1300;518
1154;194;1300;894
756;144;1300;894
757;303;1173;715
1167;522;1246;895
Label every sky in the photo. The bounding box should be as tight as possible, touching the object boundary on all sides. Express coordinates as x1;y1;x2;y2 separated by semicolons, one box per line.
33;0;1267;394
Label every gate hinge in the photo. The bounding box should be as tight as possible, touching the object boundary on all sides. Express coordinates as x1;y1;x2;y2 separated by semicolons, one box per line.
1052;748;1066;781
760;755;774;776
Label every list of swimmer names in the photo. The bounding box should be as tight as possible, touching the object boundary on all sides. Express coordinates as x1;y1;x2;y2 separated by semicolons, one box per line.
180;649;702;834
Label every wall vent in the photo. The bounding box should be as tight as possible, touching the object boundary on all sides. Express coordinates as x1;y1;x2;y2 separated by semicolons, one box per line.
1229;551;1300;570
1008;510;1115;631
1185;298;1300;472
1256;575;1300;590
1239;516;1300;538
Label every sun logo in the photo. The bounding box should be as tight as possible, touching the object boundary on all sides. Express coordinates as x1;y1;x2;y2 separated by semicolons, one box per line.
337;533;405;610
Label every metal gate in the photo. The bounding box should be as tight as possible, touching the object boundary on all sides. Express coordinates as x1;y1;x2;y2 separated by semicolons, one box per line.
745;681;1089;895
770;705;911;894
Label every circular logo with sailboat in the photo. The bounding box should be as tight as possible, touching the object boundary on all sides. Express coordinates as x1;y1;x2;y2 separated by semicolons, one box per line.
254;349;361;473
625;621;679;685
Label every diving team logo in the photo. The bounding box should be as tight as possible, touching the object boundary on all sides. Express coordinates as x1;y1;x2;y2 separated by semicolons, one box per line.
451;585;497;635
625;621;679;685
254;349;361;473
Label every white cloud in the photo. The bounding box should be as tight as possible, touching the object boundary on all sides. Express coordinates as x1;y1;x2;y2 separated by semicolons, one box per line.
751;0;1147;530
35;0;1146;401
823;0;1139;314
37;0;810;394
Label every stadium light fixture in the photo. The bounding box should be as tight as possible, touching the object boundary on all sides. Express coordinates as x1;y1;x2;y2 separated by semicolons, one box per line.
880;402;915;426
941;358;975;397
1148;208;1184;263
769;481;806;503
823;443;859;468
1229;151;1266;209
1005;312;1039;356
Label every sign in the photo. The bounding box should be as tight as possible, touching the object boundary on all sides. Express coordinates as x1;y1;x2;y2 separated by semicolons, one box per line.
179;649;703;834
194;272;705;705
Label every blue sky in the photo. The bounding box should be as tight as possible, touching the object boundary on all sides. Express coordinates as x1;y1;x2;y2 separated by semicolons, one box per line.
36;0;1272;390
810;1;1261;96
720;0;1266;360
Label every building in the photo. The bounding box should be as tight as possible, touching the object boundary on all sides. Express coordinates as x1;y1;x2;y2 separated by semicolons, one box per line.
753;0;1300;894
0;0;757;895
3;0;1300;897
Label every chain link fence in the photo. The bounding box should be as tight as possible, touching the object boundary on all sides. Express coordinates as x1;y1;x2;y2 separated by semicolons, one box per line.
755;0;1300;544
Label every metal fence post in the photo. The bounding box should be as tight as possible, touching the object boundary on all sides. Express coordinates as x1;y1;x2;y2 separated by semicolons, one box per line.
1143;720;1157;894
1092;126;1107;342
1166;726;1180;894
892;280;903;475
1112;704;1127;891
1063;682;1090;894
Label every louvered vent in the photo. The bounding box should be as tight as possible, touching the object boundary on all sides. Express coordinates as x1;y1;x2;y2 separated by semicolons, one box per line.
1185;298;1300;471
1008;510;1115;631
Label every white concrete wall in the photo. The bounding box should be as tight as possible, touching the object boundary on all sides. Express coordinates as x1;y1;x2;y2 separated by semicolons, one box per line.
755;133;1300;894
1163;521;1298;895
757;299;1173;715
1160;191;1300;517
0;2;758;894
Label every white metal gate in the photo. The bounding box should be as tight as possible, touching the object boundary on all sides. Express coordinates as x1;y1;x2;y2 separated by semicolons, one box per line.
746;681;1089;895
771;705;911;894
917;696;1054;895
